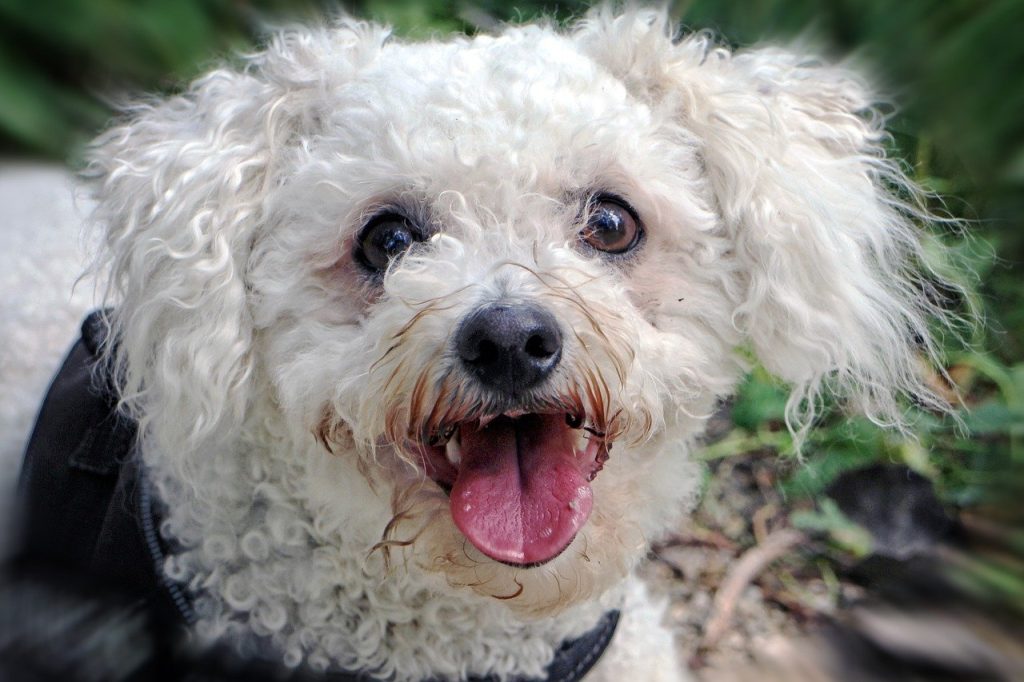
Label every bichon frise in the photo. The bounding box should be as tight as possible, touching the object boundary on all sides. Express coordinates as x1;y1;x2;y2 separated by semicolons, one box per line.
11;6;957;681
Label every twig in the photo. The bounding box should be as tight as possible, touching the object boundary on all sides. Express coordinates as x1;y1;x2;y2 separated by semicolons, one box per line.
697;428;791;461
659;526;739;552
752;503;778;545
700;528;806;651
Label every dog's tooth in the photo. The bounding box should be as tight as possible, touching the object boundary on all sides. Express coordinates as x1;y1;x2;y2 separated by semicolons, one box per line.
445;436;461;466
574;429;590;454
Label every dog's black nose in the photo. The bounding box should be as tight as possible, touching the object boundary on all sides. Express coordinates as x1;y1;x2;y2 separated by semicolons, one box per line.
455;303;562;394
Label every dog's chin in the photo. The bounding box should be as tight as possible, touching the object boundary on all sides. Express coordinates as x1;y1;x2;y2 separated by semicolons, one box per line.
364;407;637;618
412;410;610;568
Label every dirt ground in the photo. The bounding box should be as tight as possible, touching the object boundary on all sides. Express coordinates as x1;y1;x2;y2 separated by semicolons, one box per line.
641;448;1024;681
640;452;833;678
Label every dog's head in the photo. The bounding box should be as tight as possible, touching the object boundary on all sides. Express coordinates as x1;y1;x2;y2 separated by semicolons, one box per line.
89;8;952;616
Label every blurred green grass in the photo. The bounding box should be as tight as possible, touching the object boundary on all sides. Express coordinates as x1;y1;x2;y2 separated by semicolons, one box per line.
2;0;1021;603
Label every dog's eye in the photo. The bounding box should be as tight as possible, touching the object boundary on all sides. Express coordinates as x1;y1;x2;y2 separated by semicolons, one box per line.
579;196;643;254
356;213;423;272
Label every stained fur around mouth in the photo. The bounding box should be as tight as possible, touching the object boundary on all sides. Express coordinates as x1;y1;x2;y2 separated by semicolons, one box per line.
407;377;603;452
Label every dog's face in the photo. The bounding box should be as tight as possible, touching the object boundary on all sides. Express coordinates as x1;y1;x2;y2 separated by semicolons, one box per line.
245;26;736;610
90;9;948;618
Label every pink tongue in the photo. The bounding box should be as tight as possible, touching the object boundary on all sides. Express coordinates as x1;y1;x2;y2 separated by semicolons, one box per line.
450;414;593;565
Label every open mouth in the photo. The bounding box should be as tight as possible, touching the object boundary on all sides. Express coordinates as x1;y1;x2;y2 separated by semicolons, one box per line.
415;411;610;567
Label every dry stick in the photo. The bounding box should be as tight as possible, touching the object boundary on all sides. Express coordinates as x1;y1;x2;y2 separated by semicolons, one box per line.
700;528;806;651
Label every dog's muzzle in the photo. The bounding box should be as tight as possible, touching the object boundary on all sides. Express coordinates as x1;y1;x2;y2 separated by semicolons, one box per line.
408;301;612;567
455;302;562;396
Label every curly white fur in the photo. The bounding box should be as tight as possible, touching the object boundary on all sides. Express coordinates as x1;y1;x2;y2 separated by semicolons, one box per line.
78;6;957;680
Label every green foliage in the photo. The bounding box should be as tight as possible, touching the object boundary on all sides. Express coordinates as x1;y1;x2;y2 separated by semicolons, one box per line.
717;353;1024;507
730;366;789;432
0;0;360;157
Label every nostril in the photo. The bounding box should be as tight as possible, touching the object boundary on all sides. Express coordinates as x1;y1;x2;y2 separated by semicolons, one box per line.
524;334;554;359
475;339;499;365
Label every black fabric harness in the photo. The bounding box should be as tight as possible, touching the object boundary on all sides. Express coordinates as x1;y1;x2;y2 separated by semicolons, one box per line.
4;311;619;682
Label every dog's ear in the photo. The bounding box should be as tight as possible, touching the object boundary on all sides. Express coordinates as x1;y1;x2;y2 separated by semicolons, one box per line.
87;22;388;451
576;9;957;436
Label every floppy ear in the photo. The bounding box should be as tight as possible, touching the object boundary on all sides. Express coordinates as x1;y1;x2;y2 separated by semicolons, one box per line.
87;22;388;453
576;8;957;436
87;68;272;453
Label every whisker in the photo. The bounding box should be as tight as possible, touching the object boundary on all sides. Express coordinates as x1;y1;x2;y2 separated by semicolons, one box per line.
492;579;524;600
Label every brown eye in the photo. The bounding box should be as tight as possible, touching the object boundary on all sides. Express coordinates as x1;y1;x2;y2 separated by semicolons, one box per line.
579;196;643;254
356;212;423;272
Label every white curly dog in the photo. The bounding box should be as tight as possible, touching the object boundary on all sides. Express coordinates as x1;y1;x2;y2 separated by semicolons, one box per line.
4;6;955;681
